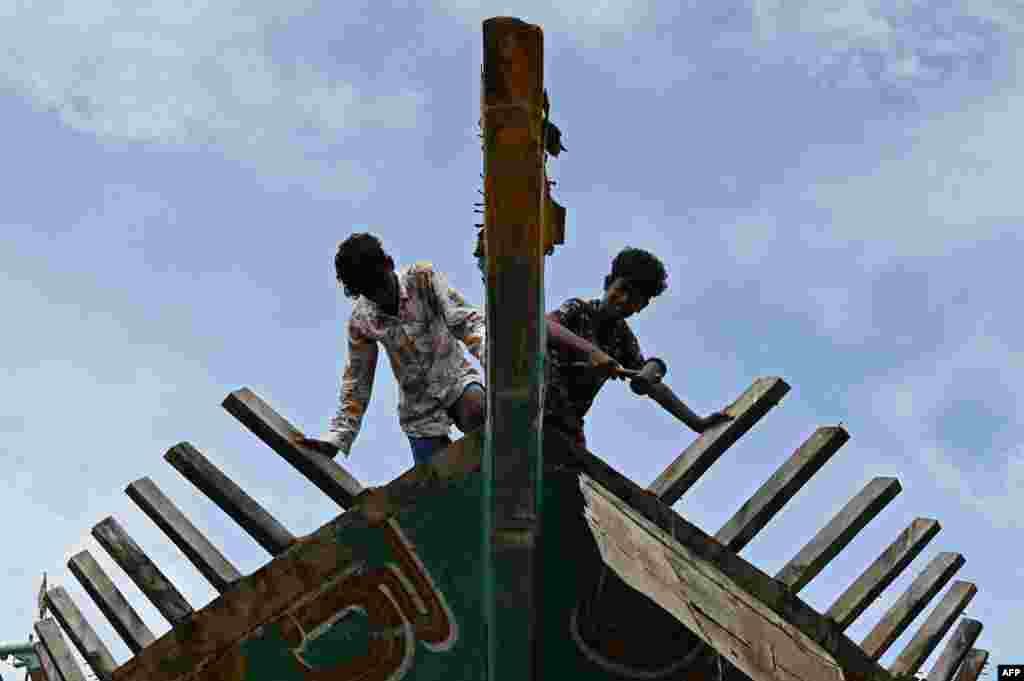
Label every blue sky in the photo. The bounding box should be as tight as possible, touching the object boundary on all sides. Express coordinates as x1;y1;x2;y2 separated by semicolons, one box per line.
2;1;1021;678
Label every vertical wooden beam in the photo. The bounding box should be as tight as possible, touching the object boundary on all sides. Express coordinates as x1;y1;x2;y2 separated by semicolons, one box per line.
825;518;941;631
890;583;978;677
33;641;61;681
926;618;983;681
126;476;243;593
164;442;296;555
92;517;194;624
222;388;363;508
861;552;965;660
715;425;847;552
775;476;902;592
33;620;85;681
952;649;988;681
649;377;790;505
43;587;117;680
482;15;547;681
67;551;156;654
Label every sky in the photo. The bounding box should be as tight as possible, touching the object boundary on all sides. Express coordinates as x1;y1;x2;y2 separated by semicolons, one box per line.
1;0;1021;679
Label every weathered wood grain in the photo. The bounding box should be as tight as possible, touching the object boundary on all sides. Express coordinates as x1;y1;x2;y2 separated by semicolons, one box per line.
715;426;848;553
126;476;242;593
44;586;117;680
890;583;978;677
825;518;941;631
775;477;902;593
33;640;61;681
648;377;790;505
925;618;983;681
861;552;965;660
34;619;86;681
481;17;549;681
67;551;156;654
164;442;295;555
91;516;193;624
578;473;898;681
222;388;363;508
952;649;988;681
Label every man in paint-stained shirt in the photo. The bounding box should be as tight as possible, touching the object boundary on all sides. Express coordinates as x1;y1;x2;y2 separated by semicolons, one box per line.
299;233;487;465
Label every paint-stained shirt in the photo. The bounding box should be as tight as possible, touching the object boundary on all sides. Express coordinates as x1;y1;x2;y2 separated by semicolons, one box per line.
545;297;646;435
322;262;486;456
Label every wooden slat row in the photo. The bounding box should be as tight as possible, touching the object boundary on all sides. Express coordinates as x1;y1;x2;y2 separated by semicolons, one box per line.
775;476;902;593
126;476;242;593
715;425;848;553
861;552;965;660
926;618;984;681
890;582;978;677
648;377;790;504
826;517;941;631
43;586;117;680
33;619;85;681
222;388;364;509
92;516;193;624
67;551;156;654
165;442;295;556
953;649;988;681
33;639;63;681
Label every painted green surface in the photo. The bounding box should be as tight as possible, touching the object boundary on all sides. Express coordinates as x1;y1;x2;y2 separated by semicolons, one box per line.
235;468;690;681
239;472;487;681
0;642;40;671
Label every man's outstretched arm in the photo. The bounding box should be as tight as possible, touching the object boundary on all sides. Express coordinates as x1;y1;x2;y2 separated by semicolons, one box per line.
300;323;379;457
645;380;731;434
545;311;627;377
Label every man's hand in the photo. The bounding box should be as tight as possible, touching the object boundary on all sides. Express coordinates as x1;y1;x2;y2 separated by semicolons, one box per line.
588;349;628;380
297;437;342;457
698;411;733;433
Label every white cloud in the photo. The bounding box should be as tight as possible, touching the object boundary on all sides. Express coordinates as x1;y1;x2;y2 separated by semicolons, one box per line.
0;0;423;196
861;327;1024;528
919;442;1024;529
749;0;1011;89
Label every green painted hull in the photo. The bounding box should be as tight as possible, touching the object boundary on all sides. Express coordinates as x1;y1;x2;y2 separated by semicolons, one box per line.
228;468;693;681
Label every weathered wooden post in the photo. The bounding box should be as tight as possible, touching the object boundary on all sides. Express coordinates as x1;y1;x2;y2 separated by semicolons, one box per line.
480;16;548;681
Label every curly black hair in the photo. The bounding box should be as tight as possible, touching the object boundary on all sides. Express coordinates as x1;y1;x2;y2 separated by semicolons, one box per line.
335;232;390;298
603;247;668;299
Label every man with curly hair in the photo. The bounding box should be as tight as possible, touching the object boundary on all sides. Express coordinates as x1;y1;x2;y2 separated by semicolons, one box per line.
299;232;624;466
544;247;732;450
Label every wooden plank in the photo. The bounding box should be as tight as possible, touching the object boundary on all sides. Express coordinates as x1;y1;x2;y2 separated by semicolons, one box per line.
67;551;156;654
648;377;790;505
91;516;194;624
126;476;242;593
33;641;62;681
952;649;988;681
43;586;117;680
221;388;363;509
578;473;898;681
164;442;295;555
33;619;85;681
926;618;983;681
861;552;965;660
890;583;978;677
481;16;548;681
715;426;848;553
826;518;941;631
775;477;902;593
